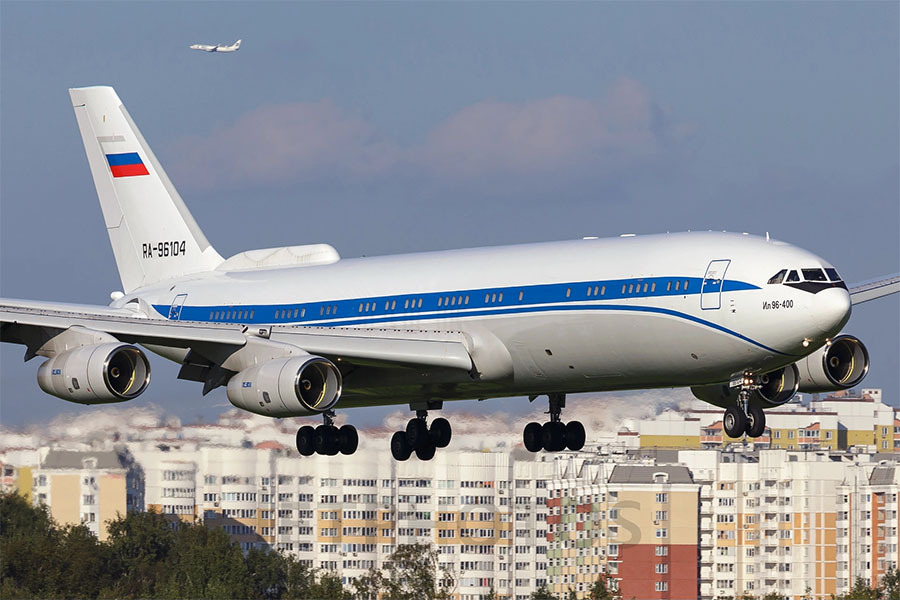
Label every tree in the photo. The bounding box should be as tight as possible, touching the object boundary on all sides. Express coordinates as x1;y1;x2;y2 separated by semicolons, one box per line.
761;593;787;600
104;509;176;598
380;543;453;600
531;584;556;600
350;566;384;600
0;492;66;598
158;522;251;599
836;577;881;600
483;586;499;600
588;575;620;600
883;567;900;600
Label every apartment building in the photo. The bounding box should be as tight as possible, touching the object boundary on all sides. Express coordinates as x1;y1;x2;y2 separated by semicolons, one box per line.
28;449;141;541
639;389;895;452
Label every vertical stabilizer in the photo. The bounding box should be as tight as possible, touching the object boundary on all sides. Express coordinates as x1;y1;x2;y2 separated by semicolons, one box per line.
69;86;223;293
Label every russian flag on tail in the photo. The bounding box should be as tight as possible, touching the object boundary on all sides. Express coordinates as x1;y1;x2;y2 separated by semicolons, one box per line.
106;152;149;178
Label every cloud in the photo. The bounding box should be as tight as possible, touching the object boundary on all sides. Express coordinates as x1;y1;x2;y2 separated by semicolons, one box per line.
169;100;400;191
169;78;693;192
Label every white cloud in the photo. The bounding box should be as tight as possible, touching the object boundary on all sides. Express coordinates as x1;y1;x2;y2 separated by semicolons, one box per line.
168;78;693;192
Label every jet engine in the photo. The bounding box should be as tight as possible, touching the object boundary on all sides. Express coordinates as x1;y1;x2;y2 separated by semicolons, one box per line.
795;335;869;393
37;343;151;404
691;363;800;409
226;354;342;417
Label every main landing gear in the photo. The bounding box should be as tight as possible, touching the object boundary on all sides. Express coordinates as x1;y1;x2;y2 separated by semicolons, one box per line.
722;374;767;439
295;410;359;456
523;393;586;453
390;408;452;462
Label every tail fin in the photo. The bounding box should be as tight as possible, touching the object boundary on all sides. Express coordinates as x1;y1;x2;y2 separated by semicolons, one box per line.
69;86;223;293
234;39;241;49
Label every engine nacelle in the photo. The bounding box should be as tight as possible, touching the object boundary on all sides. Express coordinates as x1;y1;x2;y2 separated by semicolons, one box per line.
691;363;800;409
37;343;151;404
226;354;342;417
796;335;869;393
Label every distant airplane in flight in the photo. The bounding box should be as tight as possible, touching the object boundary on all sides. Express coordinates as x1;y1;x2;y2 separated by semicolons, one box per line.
190;39;241;53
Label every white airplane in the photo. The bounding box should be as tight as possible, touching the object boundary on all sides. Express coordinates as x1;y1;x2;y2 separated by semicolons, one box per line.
189;39;241;53
1;87;898;462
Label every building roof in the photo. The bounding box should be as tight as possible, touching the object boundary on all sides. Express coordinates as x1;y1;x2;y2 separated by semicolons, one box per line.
870;466;897;485
41;450;125;470
608;465;694;484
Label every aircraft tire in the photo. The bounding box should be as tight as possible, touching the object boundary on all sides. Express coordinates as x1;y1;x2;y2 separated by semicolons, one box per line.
723;406;746;439
406;418;429;450
296;426;316;456
745;405;766;438
415;441;437;461
324;426;341;456
523;422;543;452
391;431;412;461
565;421;586;451
541;422;566;452
339;425;359;455
430;418;452;448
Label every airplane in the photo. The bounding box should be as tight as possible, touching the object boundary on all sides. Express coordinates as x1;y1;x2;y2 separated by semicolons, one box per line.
189;39;241;53
1;86;898;462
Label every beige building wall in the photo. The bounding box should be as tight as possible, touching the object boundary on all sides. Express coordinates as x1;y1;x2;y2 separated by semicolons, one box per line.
98;473;127;541
49;474;80;528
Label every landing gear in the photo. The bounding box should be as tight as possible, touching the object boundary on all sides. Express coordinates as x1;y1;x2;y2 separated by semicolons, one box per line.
523;394;586;453
722;374;767;439
390;408;453;461
296;411;358;456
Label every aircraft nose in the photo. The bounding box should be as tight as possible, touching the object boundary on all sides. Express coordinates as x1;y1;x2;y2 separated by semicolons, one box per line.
813;287;851;336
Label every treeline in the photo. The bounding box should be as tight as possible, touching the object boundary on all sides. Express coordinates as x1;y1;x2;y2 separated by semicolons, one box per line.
2;491;898;600
0;492;451;599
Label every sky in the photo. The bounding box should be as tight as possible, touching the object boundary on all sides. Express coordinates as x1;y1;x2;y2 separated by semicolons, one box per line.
1;2;897;430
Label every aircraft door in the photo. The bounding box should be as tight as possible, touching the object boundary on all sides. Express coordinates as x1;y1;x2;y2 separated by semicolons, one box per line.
700;260;730;310
168;293;188;320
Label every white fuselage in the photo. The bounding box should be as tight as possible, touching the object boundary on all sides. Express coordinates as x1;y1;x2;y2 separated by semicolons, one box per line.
120;231;851;407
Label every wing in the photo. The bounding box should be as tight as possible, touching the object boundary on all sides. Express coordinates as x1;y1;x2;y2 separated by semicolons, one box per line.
849;274;900;305
1;298;475;402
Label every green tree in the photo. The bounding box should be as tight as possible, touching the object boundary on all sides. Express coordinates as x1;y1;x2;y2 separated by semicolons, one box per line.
0;492;65;598
104;509;176;598
350;566;384;600
54;523;113;598
483;586;499;600
380;543;453;600
531;583;556;600
246;546;289;600
588;575;620;600
883;567;900;600
837;577;881;600
761;592;787;600
309;571;350;600
158;522;251;599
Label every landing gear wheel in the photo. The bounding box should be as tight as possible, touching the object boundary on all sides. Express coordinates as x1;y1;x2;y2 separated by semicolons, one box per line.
314;425;340;455
723;406;747;439
430;418;452;448
406;418;429;450
415;441;437;461
339;424;359;455
541;421;566;452
296;425;316;456
565;421;586;451
745;404;766;438
390;431;412;461
523;422;543;452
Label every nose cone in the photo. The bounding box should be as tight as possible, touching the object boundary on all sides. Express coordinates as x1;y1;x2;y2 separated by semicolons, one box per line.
814;287;852;336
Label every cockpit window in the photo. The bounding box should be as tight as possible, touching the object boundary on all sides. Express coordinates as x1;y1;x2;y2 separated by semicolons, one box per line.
767;269;787;285
825;268;842;282
786;270;800;283
802;268;827;282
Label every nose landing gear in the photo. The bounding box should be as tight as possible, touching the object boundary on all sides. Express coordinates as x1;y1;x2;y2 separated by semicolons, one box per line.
522;393;586;453
722;374;767;439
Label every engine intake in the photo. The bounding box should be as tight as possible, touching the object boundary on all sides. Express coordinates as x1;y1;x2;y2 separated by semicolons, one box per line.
226;354;342;417
37;343;151;404
691;364;800;409
796;335;869;392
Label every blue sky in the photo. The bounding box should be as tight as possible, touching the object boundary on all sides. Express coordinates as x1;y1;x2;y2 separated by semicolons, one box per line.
1;2;897;428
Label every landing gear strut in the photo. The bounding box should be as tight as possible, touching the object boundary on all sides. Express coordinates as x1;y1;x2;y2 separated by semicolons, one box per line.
391;406;452;462
523;393;586;453
296;410;358;456
722;373;767;439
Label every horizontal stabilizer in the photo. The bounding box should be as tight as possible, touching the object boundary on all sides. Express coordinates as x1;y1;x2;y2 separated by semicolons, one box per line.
849;274;900;305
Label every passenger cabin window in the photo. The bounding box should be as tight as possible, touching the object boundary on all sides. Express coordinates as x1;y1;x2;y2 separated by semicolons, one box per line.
786;270;800;282
768;270;787;285
802;268;827;282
